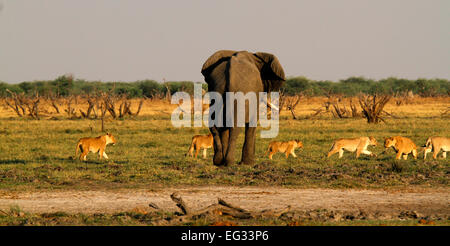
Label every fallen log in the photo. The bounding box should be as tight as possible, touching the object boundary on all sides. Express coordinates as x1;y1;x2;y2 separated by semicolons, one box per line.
148;202;160;210
170;192;190;215
218;198;248;213
154;193;294;225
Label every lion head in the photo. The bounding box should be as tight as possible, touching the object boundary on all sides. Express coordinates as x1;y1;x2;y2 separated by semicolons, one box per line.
106;133;117;145
369;136;378;146
384;137;396;148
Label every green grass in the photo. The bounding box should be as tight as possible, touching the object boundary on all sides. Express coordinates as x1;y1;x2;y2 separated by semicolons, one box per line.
0;115;448;191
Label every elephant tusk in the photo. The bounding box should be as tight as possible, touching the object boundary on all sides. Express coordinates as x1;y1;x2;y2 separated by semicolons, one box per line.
267;102;279;111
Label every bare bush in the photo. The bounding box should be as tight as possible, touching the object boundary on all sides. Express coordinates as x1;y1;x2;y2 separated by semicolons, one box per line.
48;92;61;114
64;95;77;119
99;91;144;119
441;107;450;117
4;89;40;119
79;95;97;119
303;108;324;120
285;94;302;119
164;81;171;102
328;96;360;119
278;92;302;119
358;94;391;123
393;91;413;106
24;93;41;120
349;99;360;117
330;100;348;119
4;90;26;117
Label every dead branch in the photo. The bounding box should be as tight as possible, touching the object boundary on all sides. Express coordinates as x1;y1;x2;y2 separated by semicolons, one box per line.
303;108;324;119
257;205;292;218
349;99;360;117
64;96;76;118
5;90;41;119
98;103;107;132
218;198;248;214
164;81;171;102
4;99;23;117
103;93;117;119
4;89;26;117
160;194;294;225
148;202;160;210
278;90;286;114
393;91;412;106
440;107;450;117
359;94;391;124
79;95;97;119
323;101;331;112
49;93;61;114
331;101;348;118
382;110;402;119
285;94;302;119
328;96;362;119
134;98;144;116
25;95;40;120
150;90;165;101
170;192;190;215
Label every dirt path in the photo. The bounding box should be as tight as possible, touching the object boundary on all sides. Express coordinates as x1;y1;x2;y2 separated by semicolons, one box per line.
0;187;449;217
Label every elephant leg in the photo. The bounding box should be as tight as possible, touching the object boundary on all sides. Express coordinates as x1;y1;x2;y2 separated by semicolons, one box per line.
220;129;230;157
240;124;256;165
210;127;224;166
223;127;242;166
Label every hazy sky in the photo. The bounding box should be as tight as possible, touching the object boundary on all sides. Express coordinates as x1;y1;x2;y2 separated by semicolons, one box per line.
0;0;449;83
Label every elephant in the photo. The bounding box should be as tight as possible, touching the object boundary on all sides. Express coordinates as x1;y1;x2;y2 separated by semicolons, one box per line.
201;50;286;166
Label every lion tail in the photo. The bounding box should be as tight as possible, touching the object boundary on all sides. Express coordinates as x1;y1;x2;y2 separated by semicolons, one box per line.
185;137;196;157
75;140;82;158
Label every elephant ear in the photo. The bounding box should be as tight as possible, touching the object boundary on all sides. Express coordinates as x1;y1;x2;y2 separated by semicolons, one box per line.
201;50;237;78
254;52;286;92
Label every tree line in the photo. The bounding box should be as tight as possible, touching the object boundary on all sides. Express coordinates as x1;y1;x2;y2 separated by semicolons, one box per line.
0;75;448;98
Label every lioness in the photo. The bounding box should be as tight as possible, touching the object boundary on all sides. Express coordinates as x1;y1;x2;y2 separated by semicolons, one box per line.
423;136;450;159
185;133;213;159
75;133;117;161
265;140;303;159
384;136;417;160
327;136;377;159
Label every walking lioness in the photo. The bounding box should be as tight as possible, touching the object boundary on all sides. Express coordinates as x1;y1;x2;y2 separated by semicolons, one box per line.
423;136;450;159
327;137;377;159
185;133;213;159
75;133;117;161
384;136;417;160
265;140;303;159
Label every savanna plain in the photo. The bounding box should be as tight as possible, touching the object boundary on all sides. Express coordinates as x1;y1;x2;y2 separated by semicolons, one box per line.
0;97;449;226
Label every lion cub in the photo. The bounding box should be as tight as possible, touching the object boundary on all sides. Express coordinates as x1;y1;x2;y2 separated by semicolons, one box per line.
75;133;117;161
423;136;449;159
265;140;303;159
327;137;377;159
186;133;213;159
384;136;417;160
